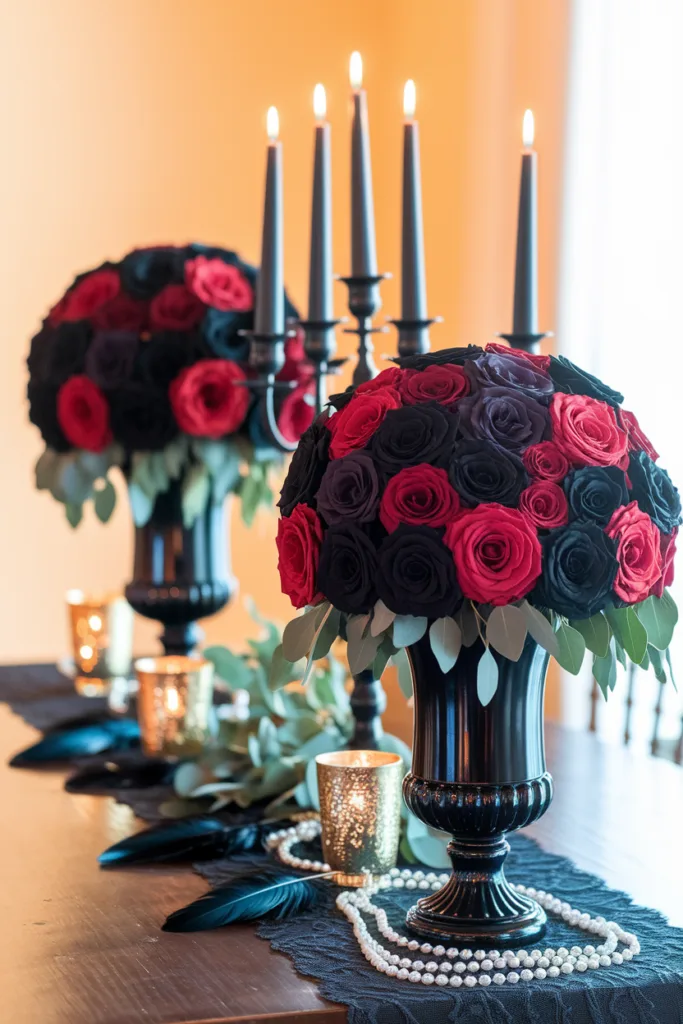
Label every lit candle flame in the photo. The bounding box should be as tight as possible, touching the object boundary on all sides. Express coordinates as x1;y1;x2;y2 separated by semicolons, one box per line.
165;686;180;714
88;614;102;631
266;106;279;142
79;644;94;660
403;79;416;119
349;51;363;90
522;109;535;148
313;83;326;120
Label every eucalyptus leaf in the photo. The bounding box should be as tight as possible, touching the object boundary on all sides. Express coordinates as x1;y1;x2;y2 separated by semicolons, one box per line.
647;645;668;685
58;456;94;506
65;502;83;528
593;644;617;699
429;617;462;673
392;648;413;699
371;599;396;638
486;605;527;662
35;448;60;491
93;478;117;524
182;463;211;528
554;620;586;676
476;647;499;706
311;606;341;660
282;604;328;663
457;603;480;648
301;605;336;684
268;645;295;690
392;615;428;649
605;606;648;665
635;592;679;651
571;613;611;658
163;436;189;480
519;601;560;660
347;626;383;676
406;813;451;869
128;482;154;526
666;648;677;691
346;613;371;648
205;646;253;691
614;638;627;669
372;637;396;680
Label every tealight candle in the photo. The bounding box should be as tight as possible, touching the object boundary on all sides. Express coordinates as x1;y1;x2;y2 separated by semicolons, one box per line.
65;590;133;697
316;749;403;885
134;656;215;757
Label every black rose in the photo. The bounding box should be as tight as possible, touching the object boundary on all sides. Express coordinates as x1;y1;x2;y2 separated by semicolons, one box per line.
565;466;628;526
316;451;380;525
201;308;250;360
27;326;53;384
185;244;242;264
119;247;184;299
46;322;92;385
27;383;70;452
85;331;138;390
317;524;378;614
370;404;457;476
628;451;682;535
391;345;484;370
377;525;462;619
449;440;527;507
137;332;204;390
533;521;618;620
110;383;178;452
278;420;331;517
547;355;624;407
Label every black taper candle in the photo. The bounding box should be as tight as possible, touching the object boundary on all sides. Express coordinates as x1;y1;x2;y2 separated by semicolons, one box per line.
350;52;378;278
308;88;333;322
401;80;427;322
512;110;538;335
254;106;284;337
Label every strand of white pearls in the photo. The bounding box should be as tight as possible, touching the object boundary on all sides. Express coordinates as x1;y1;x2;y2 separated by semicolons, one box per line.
267;819;640;988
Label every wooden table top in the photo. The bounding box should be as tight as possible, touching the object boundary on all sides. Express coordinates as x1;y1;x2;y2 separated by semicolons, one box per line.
1;700;682;1024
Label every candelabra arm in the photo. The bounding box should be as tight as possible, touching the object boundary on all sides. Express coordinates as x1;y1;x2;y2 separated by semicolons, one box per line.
257;377;299;453
338;273;391;386
299;317;346;416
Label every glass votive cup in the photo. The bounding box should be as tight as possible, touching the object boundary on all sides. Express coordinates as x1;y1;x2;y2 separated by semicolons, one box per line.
134;656;215;758
316;750;404;886
66;590;134;697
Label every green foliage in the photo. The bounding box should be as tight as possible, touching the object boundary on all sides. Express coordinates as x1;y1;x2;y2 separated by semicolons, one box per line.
554;619;586;675
571;613;611;658
486;605;527;662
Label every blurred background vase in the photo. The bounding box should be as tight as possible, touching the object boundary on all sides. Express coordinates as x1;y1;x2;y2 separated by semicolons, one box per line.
402;635;553;944
125;481;236;657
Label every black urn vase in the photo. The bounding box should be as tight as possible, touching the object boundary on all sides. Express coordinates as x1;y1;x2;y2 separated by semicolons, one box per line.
403;633;553;945
125;481;236;656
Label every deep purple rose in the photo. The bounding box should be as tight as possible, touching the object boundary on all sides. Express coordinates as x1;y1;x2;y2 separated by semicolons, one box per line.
316;451;379;525
457;386;549;454
85;331;138;389
465;352;554;403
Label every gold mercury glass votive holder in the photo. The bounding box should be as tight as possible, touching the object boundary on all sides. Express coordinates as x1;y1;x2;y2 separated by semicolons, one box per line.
66;590;134;697
316;750;404;886
134;656;215;758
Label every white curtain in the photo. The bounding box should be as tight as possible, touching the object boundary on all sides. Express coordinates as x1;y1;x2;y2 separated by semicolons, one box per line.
558;0;683;748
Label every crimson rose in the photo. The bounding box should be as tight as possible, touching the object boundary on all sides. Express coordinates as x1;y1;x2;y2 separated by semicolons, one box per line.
56;374;112;452
550;393;628;468
327;388;402;459
519;481;568;530
606;501;663;604
49;269;120;325
380;464;460;532
150;284;204;331
444;503;542;605
618;408;659;462
522;441;570;483
276;504;323;609
185;257;253;312
92;293;148;332
399;364;469;408
355;366;405;395
485;342;551;371
651;527;677;598
170;359;249;438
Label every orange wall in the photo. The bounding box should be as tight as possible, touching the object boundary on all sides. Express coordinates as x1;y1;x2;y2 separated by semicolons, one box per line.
0;0;569;722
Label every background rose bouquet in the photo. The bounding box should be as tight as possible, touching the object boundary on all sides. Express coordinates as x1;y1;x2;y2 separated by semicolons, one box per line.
273;343;680;703
27;245;315;528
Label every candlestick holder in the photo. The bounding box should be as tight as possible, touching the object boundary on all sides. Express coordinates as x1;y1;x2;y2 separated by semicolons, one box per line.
298;317;347;411
497;330;552;356
240;327;300;452
389;315;443;359
338;273;391;385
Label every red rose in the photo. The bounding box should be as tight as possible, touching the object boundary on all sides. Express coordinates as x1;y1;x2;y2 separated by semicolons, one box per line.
277;329;314;385
150;284;204;331
355;366;406;395
550;393;629;469
276;503;324;608
170;359;249;438
606;501;663;603
522;441;570;483
519;481;568;530
650;527;677;598
618;408;659;463
278;382;316;443
49;269;121;325
444;503;542;605
399;364;470;408
379;464;460;532
56;375;112;453
485;341;551;371
327;387;402;459
185;257;253;312
92;293;148;332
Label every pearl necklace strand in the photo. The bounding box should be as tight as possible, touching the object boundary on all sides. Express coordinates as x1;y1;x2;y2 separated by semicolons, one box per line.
267;820;640;988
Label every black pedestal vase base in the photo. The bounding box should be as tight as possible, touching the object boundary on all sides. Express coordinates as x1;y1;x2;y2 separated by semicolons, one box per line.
403;633;552;944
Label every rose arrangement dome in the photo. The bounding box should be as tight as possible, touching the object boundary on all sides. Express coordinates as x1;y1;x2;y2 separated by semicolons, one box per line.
27;244;314;527
275;343;680;698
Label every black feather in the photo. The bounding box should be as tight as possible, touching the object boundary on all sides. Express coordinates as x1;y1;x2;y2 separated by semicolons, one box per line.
162;869;328;931
98;816;292;867
66;758;173;794
10;718;140;767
